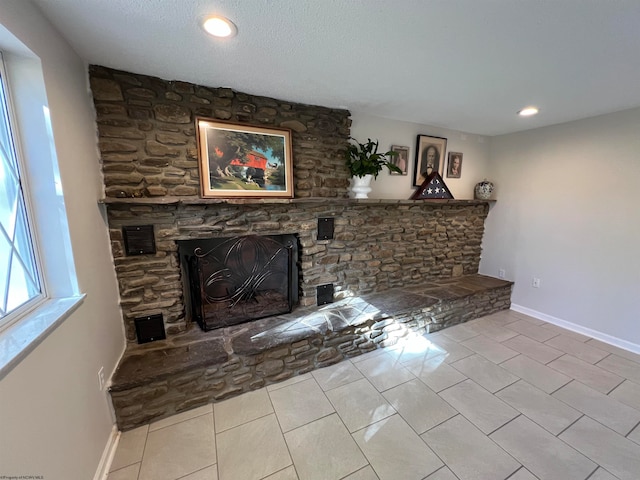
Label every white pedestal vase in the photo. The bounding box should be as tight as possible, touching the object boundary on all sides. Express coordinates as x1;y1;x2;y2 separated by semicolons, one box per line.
350;174;373;199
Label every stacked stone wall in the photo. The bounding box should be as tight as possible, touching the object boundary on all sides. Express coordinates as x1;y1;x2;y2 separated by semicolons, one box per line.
89;66;351;199
108;201;490;341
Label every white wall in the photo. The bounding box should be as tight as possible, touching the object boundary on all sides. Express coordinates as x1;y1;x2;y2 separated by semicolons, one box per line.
350;112;491;199
481;107;640;347
0;1;124;479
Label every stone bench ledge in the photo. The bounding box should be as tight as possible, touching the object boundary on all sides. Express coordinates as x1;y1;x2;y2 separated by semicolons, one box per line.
109;274;513;429
110;289;437;392
110;274;510;391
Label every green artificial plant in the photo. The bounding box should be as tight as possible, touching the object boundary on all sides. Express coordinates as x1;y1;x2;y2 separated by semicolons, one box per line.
344;137;401;178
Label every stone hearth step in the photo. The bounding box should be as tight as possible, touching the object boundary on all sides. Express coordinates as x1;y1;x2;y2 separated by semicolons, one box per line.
109;274;512;430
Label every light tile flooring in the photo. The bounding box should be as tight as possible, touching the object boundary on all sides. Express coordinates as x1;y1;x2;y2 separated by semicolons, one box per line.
108;310;640;480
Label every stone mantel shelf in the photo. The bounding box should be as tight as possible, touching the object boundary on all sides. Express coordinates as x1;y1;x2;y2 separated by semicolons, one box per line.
99;197;495;207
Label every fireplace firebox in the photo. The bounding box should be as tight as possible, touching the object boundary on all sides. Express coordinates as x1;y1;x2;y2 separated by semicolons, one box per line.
178;234;299;331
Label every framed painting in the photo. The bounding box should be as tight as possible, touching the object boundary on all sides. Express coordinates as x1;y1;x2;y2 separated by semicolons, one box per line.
447;151;463;178
413;135;447;187
196;118;294;198
389;145;409;175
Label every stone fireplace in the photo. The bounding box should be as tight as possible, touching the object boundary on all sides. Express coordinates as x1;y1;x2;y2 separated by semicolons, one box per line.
178;234;299;330
92;66;514;429
92;65;498;342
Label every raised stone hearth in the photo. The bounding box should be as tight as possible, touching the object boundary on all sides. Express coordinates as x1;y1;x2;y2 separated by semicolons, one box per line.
109;274;512;430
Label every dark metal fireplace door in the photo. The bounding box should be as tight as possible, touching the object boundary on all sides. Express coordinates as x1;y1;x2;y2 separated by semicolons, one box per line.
179;234;298;331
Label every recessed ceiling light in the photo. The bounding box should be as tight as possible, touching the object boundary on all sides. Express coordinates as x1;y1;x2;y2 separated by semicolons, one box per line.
517;106;539;117
202;16;237;38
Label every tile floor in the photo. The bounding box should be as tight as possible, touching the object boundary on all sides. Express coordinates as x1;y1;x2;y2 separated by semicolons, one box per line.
107;310;640;480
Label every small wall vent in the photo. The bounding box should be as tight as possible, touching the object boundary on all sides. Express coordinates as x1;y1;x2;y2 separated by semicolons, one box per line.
317;217;334;240
134;314;166;344
316;284;334;306
123;225;156;255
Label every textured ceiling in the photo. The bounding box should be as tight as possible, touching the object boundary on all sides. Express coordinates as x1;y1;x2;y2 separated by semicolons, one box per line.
32;0;640;136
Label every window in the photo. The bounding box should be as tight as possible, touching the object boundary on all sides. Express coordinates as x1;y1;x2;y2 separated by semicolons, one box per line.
0;38;83;377
0;57;42;324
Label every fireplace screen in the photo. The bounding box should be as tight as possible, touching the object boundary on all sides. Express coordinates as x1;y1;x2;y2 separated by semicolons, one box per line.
179;234;298;331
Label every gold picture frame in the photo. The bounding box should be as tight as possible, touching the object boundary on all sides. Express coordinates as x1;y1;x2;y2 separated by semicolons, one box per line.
196;118;294;198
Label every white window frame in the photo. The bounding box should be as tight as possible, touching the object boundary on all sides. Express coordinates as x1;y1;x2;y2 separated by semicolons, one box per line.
0;51;47;328
0;39;84;379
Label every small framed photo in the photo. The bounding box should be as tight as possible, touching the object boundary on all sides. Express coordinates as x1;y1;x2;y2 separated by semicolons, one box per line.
196;118;294;198
447;152;463;178
413;135;447;187
389;145;409;175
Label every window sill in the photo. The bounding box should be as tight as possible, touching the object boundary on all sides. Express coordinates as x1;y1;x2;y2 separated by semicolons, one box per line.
0;295;86;380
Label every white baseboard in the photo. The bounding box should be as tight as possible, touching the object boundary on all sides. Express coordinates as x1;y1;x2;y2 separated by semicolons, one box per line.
93;425;120;480
511;304;640;355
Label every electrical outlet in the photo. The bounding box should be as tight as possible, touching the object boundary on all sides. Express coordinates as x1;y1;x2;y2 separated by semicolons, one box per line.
98;366;105;391
498;269;506;279
532;277;541;288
